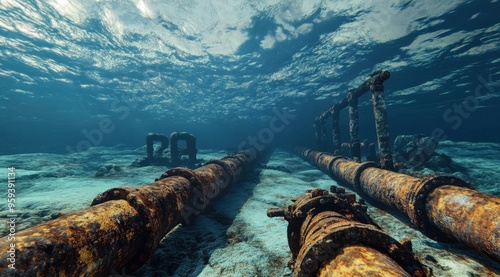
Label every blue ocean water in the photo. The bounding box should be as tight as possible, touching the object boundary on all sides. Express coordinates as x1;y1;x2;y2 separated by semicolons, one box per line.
1;0;499;154
1;1;500;276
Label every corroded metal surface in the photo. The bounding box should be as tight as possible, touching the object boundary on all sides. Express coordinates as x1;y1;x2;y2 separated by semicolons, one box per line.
0;148;261;276
295;147;500;262
268;188;426;277
0;200;142;276
369;70;394;170
314;70;394;166
317;246;412;277
426;185;500;261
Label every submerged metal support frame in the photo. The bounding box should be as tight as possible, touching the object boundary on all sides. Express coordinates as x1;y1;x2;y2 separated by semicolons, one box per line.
0;148;263;276
146;133;169;158
369;71;393;170
294;147;500;263
316;70;393;169
170;132;197;166
267;188;426;277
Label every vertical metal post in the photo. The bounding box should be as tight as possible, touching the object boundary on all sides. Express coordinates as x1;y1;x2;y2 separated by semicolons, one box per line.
348;91;361;161
370;71;394;170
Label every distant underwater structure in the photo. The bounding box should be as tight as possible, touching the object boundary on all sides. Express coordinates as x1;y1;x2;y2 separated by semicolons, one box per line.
133;132;198;167
0;70;498;276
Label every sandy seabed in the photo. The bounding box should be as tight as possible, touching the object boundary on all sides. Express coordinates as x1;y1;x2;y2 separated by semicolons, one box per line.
1;141;499;276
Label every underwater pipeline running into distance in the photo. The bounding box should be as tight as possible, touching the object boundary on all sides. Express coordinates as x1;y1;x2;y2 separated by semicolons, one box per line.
0;147;263;276
294;147;500;263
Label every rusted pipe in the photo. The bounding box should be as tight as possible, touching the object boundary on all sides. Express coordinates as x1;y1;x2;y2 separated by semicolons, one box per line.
294;147;500;262
426;185;500;260
267;188;426;277
369;70;393;170
318;246;415;277
0;148;262;276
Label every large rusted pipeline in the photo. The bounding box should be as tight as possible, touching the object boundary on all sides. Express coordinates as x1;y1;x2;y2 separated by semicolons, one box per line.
267;188;426;277
318;246;417;277
294;147;500;262
0;148;262;276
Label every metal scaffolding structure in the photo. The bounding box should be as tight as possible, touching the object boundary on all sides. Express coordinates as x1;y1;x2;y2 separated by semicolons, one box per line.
315;70;394;170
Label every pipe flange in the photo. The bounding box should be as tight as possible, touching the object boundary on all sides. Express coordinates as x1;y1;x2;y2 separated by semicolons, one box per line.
326;156;345;177
223;154;248;175
295;221;424;277
90;187;160;271
204;159;235;186
91;186;135;206
285;190;342;258
407;175;472;241
313;152;326;166
155;168;203;189
285;189;378;259
351;161;377;192
224;154;247;164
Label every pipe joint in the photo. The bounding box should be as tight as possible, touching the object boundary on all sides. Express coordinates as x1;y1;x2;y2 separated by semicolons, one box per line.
155;167;202;187
204;159;236;186
271;188;377;260
296;220;424;277
407;175;472;241
351;161;378;192
268;188;425;277
326;156;344;176
91;187;160;270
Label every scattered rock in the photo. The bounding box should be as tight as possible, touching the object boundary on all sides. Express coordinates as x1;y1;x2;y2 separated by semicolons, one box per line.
95;164;123;177
394;134;438;169
425;254;438;263
393;134;468;175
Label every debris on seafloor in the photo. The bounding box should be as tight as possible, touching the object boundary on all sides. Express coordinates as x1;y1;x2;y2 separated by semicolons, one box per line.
393;134;468;176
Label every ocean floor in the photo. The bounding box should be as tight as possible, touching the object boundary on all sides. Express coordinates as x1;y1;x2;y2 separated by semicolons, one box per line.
1;141;499;276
